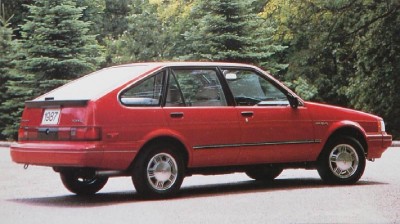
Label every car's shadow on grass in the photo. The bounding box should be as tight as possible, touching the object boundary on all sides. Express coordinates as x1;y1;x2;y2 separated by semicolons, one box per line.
9;178;386;208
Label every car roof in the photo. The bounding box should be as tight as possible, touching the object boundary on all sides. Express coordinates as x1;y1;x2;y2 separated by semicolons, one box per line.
110;61;260;70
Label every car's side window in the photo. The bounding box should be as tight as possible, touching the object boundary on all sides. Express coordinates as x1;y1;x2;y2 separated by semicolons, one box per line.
223;69;288;106
165;72;185;106
165;69;227;107
120;72;164;106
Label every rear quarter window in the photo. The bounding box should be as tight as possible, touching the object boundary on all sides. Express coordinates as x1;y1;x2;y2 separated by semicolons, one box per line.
120;72;165;106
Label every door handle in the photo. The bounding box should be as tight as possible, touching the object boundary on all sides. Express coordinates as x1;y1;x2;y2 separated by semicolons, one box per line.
241;111;254;117
170;112;184;118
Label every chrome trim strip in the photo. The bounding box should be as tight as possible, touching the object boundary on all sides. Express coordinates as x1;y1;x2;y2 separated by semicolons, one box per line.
193;139;322;150
194;144;242;149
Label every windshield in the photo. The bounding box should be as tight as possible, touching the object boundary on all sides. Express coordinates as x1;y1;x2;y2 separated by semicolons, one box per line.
34;65;156;101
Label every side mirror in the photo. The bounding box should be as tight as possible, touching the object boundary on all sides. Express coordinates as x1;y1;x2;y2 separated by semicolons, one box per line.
287;94;299;109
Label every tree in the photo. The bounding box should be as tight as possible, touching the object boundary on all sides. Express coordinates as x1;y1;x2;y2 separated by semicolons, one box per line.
1;71;36;140
19;0;104;94
0;3;19;139
1;0;31;38
262;0;400;136
76;0;105;40
2;0;105;139
102;0;131;39
0;4;13;106
347;1;400;136
108;0;191;64
108;0;163;64
182;0;287;73
261;0;352;103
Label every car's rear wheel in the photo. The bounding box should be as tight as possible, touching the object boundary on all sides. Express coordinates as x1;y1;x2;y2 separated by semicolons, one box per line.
246;166;283;181
132;143;185;198
60;169;108;195
317;136;366;184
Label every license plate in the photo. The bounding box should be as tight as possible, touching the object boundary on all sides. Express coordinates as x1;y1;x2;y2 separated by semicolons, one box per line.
41;109;61;125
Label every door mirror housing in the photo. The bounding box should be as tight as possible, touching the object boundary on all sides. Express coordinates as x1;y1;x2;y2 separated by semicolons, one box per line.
287;94;300;109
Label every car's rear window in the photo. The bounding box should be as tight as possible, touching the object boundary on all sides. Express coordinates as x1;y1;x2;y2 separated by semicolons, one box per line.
34;65;156;101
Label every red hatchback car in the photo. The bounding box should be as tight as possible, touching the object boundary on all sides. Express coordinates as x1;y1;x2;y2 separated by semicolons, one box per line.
11;62;392;197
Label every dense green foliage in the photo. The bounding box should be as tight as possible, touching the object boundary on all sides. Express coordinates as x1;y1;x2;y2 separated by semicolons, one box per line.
0;4;17;139
1;0;104;139
262;0;400;136
109;0;170;63
182;0;287;73
0;0;399;139
347;1;400;137
19;0;104;92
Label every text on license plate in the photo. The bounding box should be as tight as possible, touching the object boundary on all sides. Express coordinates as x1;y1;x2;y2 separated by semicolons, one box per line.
41;109;61;125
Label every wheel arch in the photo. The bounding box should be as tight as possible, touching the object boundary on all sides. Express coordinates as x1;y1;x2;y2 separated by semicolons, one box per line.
321;125;368;159
129;136;190;171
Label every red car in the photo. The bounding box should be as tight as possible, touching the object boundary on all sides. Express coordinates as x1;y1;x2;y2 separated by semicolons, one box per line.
11;62;392;198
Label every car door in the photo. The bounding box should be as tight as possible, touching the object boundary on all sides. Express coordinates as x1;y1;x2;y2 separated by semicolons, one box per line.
162;67;241;167
223;68;318;165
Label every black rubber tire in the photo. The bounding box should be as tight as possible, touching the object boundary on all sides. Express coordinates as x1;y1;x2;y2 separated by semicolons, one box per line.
60;169;108;196
132;143;185;198
317;136;366;185
246;166;283;181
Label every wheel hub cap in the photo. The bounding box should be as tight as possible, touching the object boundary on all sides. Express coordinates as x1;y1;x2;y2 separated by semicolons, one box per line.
153;161;172;182
329;144;359;178
336;152;353;170
147;153;178;191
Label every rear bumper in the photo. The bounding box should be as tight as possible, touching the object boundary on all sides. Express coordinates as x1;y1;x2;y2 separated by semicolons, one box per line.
10;142;103;168
366;133;392;159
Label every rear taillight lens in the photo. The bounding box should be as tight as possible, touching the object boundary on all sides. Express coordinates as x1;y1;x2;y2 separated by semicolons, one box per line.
18;127;37;141
70;127;101;141
18;126;101;141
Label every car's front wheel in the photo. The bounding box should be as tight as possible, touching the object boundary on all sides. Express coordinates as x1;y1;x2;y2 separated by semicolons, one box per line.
132;143;185;198
317;136;366;184
60;169;108;195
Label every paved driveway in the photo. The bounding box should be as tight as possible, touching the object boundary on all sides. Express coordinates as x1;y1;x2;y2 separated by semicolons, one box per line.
1;146;399;223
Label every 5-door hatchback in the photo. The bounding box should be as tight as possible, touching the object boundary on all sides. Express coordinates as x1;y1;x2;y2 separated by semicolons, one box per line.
11;62;392;198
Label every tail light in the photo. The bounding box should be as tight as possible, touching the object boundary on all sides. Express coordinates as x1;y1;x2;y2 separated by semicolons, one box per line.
18;126;102;141
70;127;101;141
